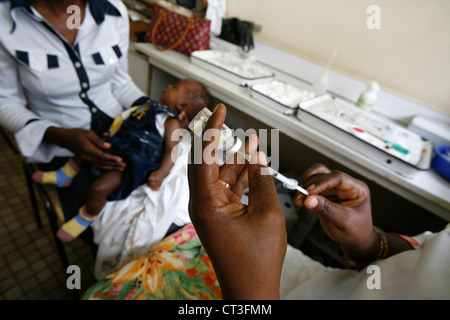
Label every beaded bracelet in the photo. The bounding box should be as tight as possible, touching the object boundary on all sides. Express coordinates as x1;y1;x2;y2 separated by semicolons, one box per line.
373;226;388;259
343;226;388;268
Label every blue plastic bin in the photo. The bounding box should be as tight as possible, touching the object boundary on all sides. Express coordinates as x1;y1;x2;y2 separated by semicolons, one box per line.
431;145;450;182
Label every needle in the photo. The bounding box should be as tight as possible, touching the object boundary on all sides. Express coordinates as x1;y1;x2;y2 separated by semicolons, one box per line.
236;151;309;196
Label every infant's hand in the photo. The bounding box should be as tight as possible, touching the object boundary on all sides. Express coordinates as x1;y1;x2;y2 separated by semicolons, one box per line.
148;170;165;191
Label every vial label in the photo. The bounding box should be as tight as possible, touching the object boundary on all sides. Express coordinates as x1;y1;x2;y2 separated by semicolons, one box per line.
188;108;238;152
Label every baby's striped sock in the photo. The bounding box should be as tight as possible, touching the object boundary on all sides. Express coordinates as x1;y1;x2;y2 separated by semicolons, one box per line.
57;206;97;242
32;159;80;188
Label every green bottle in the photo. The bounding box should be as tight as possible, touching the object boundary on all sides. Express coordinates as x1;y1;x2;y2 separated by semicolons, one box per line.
356;81;380;112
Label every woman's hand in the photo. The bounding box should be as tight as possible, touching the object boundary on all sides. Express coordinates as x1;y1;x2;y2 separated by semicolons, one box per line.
294;164;378;262
44;127;125;171
188;104;287;300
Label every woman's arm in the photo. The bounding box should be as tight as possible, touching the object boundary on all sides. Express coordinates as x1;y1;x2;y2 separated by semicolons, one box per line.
188;105;287;299
0;41;41;134
0;40;61;161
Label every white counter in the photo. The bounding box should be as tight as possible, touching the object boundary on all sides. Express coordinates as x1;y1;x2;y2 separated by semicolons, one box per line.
131;41;450;222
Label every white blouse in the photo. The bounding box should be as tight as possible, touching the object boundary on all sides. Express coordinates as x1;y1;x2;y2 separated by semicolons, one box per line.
0;0;147;162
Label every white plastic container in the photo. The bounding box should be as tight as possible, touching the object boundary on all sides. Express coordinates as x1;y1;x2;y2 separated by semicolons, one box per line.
190;50;275;86
251;79;315;115
408;115;450;147
297;95;433;178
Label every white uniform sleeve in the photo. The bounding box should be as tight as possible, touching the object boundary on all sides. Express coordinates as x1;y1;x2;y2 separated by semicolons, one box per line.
0;40;37;132
0;40;60;160
14;120;66;161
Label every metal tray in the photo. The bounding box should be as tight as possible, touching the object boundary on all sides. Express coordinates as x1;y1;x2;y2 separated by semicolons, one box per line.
297;95;433;177
251;79;315;115
191;50;275;86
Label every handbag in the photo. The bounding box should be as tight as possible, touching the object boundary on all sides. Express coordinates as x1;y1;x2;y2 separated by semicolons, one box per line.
144;5;211;55
219;18;254;52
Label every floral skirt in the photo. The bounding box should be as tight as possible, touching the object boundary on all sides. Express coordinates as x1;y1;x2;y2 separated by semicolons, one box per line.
82;223;222;300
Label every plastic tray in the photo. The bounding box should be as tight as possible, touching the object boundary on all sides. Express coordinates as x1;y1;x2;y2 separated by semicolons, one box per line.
190;50;275;86
251;79;316;115
297;95;433;177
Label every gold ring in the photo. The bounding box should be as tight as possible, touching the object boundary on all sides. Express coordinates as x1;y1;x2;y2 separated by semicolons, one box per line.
218;179;231;190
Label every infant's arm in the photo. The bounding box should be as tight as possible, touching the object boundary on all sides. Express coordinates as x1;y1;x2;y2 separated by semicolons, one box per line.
148;117;182;190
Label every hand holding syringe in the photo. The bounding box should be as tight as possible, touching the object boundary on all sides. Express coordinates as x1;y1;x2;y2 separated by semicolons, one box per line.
189;108;309;196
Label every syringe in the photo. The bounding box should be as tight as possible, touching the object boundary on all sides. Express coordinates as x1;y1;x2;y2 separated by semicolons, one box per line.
235;151;309;196
188;108;309;196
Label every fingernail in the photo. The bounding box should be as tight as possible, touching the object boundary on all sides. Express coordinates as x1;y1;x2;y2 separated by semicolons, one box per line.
306;196;318;208
247;134;259;154
252;152;268;166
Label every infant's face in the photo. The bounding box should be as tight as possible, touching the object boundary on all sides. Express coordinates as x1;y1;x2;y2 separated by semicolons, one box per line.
160;81;181;109
160;79;196;109
160;79;203;128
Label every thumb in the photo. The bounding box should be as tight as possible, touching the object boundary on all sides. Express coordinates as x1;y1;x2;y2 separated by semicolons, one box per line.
88;131;111;149
304;195;344;222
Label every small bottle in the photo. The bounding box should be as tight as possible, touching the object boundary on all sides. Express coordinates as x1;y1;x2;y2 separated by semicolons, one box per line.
189;108;242;154
356;81;380;112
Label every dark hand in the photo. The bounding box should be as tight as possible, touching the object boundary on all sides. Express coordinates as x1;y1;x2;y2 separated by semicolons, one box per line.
294;164;377;259
188;104;287;300
44;127;125;171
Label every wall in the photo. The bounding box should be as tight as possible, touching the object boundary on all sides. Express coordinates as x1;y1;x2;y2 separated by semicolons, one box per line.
226;0;450;116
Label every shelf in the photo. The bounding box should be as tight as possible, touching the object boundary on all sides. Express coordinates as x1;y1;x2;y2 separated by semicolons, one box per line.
129;41;450;222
